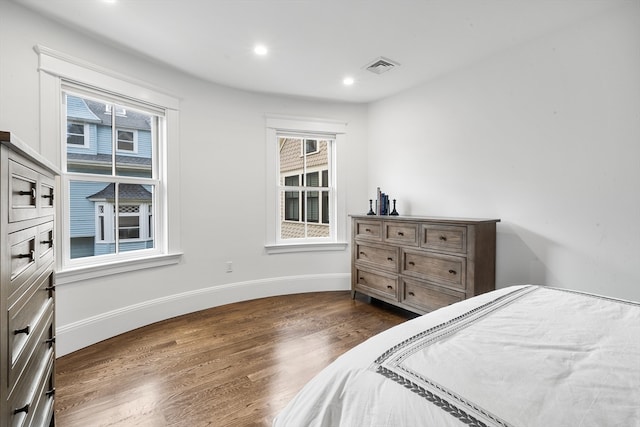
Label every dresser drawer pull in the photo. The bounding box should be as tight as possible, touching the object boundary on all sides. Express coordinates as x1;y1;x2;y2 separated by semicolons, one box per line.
14;403;30;415
14;325;30;336
41;239;54;246
45;285;56;292
42;193;54;200
387;257;393;261
408;261;415;266
359;251;366;255
17;250;35;262
387;285;394;290
408;291;415;296
397;232;404;236
18;188;36;199
449;269;457;275
45;337;56;346
46;388;56;397
439;235;447;241
365;228;371;232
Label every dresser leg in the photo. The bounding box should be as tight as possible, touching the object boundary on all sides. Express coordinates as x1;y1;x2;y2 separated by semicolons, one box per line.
351;290;356;299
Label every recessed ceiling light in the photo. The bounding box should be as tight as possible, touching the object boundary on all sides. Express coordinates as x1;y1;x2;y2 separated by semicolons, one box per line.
254;45;268;56
343;77;355;86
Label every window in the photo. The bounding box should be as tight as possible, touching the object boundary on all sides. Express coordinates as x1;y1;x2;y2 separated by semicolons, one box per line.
37;45;181;283
64;92;158;259
66;122;88;146
117;129;137;152
265;115;348;253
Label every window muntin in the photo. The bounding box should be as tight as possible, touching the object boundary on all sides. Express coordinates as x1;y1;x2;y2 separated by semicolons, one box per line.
278;136;332;240
64;90;159;261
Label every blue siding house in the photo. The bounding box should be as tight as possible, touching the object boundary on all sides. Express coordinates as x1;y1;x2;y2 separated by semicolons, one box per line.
66;95;154;259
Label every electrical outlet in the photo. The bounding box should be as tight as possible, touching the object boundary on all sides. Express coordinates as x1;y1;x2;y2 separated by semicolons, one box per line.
225;261;233;273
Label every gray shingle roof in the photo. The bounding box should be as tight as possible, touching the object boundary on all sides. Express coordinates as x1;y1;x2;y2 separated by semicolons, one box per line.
87;183;152;202
67;152;152;166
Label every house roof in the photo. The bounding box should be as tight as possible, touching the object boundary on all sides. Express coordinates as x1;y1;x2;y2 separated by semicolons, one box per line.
87;183;152;202
77;97;152;131
67;152;152;167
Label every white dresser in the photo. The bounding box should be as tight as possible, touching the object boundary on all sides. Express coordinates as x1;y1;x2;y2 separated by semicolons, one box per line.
1;131;58;427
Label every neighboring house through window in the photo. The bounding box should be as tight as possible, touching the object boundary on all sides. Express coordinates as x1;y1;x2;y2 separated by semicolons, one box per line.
64;93;157;259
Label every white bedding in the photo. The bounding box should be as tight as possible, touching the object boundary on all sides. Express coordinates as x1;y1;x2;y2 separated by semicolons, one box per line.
273;285;640;427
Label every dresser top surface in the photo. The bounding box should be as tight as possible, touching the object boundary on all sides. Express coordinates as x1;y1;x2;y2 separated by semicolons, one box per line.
350;214;500;225
1;130;60;175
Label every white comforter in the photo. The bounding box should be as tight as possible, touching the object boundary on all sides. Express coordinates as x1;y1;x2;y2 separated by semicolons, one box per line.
273;285;640;427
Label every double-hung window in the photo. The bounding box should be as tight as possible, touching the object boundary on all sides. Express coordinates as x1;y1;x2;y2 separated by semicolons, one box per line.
36;46;181;283
63;89;160;260
265;115;348;253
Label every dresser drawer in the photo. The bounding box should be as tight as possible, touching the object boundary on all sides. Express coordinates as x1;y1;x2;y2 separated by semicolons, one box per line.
402;249;466;290
402;278;465;313
384;221;418;246
25;357;55;427
39;174;55;215
37;222;54;265
354;268;398;299
354;242;398;272
8;275;54;389
7;342;54;427
9;227;38;296
421;224;467;254
354;219;382;241
8;159;39;223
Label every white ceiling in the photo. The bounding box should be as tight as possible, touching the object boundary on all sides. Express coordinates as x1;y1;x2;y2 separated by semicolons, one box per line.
14;0;629;103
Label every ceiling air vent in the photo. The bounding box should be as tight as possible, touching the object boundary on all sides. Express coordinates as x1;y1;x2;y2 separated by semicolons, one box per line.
364;57;400;75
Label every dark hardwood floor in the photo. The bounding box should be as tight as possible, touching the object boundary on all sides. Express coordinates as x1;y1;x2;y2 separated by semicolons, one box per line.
55;291;415;426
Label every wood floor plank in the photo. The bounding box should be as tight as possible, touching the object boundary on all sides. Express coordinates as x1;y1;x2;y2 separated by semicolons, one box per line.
55;291;415;426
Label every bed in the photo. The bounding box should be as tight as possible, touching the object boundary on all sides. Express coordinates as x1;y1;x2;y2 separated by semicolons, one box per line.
273;285;640;427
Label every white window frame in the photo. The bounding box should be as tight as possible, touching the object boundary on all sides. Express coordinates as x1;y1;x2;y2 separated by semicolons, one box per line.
36;45;182;284
265;115;348;254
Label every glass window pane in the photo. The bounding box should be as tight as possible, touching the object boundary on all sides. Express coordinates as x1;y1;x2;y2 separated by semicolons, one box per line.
306;172;319;187
279;137;303;177
69;180;116;258
117;184;154;253
306;191;319;222
115;105;153;178
66;95;113;175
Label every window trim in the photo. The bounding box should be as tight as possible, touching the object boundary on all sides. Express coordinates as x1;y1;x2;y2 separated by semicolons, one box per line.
265;114;348;253
36;45;182;283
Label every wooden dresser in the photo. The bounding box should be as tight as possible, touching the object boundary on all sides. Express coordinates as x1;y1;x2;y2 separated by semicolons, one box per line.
1;131;58;427
351;215;500;314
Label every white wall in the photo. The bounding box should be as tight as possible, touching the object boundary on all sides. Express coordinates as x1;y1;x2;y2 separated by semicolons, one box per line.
0;0;369;355
2;0;639;356
368;3;640;301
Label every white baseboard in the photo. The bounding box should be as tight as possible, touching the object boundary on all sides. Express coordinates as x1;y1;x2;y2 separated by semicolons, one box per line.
56;273;351;356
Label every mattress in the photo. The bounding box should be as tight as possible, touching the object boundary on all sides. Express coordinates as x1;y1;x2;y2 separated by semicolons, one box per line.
273;285;640;427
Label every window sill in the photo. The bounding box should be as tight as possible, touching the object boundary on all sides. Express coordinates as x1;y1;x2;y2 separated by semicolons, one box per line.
265;242;348;254
55;252;183;285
